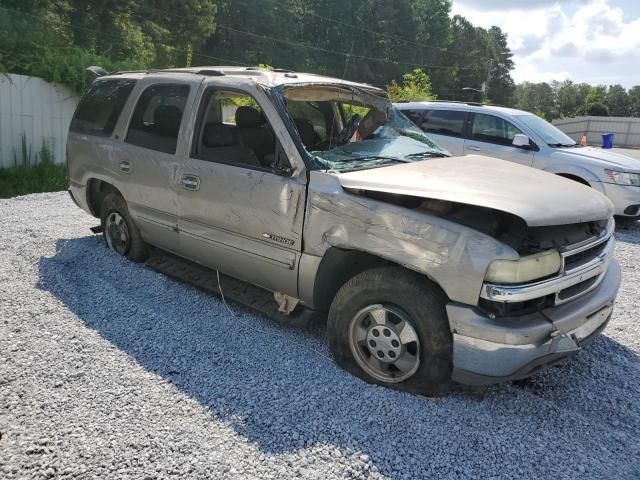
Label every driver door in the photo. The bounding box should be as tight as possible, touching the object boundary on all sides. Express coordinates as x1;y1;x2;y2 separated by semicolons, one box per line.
176;85;306;297
464;113;534;166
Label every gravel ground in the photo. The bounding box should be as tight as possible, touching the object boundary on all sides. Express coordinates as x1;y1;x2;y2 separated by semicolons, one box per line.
1;192;639;480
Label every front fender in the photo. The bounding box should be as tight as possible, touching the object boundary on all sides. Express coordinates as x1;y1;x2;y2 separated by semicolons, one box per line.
304;173;518;306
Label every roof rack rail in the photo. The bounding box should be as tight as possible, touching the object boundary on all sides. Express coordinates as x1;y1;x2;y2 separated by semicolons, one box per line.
430;100;485;106
195;69;226;76
244;66;295;73
396;99;486;107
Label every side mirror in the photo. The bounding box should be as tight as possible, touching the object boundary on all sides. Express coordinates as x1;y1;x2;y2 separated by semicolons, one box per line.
512;134;531;148
271;143;293;177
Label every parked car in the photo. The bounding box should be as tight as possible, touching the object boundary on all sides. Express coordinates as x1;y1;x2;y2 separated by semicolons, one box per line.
67;67;620;394
395;101;640;221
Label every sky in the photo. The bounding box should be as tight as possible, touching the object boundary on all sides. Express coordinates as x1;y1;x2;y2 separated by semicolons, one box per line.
450;0;640;87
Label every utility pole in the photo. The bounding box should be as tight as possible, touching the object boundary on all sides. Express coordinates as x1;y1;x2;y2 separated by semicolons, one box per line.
483;58;493;102
462;58;501;103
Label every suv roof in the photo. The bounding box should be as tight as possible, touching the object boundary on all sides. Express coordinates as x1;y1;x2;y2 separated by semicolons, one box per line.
395;100;531;117
99;66;385;94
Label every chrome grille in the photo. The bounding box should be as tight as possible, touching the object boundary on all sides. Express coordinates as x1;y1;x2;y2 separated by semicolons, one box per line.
481;218;616;306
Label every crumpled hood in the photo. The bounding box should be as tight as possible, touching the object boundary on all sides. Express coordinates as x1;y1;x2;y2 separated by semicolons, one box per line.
551;146;640;171
336;155;613;226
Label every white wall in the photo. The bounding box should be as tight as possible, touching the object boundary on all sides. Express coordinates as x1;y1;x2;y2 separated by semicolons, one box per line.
552;116;640;148
0;73;80;167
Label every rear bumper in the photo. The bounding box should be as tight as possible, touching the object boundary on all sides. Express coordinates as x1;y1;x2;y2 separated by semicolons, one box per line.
448;259;621;385
68;180;92;215
67;188;80;208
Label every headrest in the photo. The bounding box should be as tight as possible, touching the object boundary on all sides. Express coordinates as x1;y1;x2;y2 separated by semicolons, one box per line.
293;118;316;148
203;123;233;147
235;106;261;128
153;105;183;134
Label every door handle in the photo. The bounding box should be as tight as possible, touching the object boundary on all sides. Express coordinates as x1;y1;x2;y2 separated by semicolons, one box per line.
119;160;131;173
467;145;482;151
181;174;200;191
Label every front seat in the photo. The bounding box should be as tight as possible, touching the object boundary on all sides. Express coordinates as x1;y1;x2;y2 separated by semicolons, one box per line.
200;123;260;168
234;106;275;164
293;118;317;149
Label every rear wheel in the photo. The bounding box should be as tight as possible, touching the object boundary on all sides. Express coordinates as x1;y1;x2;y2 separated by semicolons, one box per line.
100;193;149;262
327;267;452;395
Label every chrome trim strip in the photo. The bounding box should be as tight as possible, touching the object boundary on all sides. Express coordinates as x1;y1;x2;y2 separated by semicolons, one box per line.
554;268;606;305
481;236;615;303
560;218;614;255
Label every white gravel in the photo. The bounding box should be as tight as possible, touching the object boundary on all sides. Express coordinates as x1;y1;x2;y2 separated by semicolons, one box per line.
1;191;639;480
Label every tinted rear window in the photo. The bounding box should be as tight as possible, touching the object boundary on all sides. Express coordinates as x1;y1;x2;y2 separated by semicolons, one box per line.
70;79;136;136
125;84;190;155
421;110;466;137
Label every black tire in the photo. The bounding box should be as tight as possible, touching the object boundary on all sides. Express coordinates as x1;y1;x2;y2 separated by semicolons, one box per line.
327;267;452;395
100;192;149;263
615;215;639;228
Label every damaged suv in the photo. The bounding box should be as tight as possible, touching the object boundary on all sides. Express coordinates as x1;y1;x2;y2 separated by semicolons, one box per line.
67;67;620;394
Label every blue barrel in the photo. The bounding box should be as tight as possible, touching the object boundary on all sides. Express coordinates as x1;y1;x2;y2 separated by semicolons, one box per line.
602;133;614;149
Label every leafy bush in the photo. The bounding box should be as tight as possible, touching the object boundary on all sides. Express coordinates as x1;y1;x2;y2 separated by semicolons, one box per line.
577;102;611;117
0;161;68;198
387;69;436;103
1;134;68;198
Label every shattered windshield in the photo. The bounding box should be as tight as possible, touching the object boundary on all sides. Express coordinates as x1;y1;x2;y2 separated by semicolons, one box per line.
280;85;449;171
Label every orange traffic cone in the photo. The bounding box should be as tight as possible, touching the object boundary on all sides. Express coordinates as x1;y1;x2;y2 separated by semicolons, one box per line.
580;132;587;146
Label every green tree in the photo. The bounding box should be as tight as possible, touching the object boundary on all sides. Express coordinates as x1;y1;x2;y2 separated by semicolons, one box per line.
387;68;435;102
629;86;640;117
0;0;518;104
514;82;556;119
60;0;217;67
577;102;610;116
605;84;631;117
484;26;515;106
553;80;582;117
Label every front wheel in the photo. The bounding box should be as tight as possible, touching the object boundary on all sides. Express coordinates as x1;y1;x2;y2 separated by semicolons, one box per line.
327;267;452;395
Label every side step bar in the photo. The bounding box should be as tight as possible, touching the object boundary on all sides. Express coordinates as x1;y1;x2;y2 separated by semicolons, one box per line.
145;249;320;328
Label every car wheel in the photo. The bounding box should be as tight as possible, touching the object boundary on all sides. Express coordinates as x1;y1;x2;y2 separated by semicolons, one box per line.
614;215;639;227
100;192;149;263
327;266;452;395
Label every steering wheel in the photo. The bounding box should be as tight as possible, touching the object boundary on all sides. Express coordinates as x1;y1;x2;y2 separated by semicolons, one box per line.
337;114;362;145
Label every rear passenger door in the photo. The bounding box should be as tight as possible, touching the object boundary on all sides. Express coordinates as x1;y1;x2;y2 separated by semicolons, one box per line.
175;86;306;297
112;78;197;253
464;113;534;166
416;109;467;156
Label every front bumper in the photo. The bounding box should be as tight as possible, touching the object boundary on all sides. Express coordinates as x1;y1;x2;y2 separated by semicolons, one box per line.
600;181;640;217
448;259;621;385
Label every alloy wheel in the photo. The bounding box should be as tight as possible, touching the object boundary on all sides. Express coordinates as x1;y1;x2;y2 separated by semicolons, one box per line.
348;304;421;383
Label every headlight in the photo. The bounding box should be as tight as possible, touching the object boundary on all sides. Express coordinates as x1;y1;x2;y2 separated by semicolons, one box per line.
605;169;640;186
485;249;561;284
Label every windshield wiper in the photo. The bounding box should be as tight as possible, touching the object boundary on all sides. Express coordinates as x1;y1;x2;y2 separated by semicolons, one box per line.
405;151;449;159
357;155;410;163
548;142;578;148
322;156;406;173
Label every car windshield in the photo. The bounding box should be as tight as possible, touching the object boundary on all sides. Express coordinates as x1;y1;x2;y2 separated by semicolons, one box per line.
280;85;449;171
515;114;577;147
